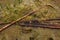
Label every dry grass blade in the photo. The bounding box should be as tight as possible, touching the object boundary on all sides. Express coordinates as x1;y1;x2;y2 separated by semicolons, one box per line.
0;10;36;32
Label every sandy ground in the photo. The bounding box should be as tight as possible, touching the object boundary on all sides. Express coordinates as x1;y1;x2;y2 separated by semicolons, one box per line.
0;0;60;40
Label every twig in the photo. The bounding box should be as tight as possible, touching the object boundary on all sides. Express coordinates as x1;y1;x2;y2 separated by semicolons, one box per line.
0;10;36;32
19;22;60;29
43;18;60;21
18;19;60;29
